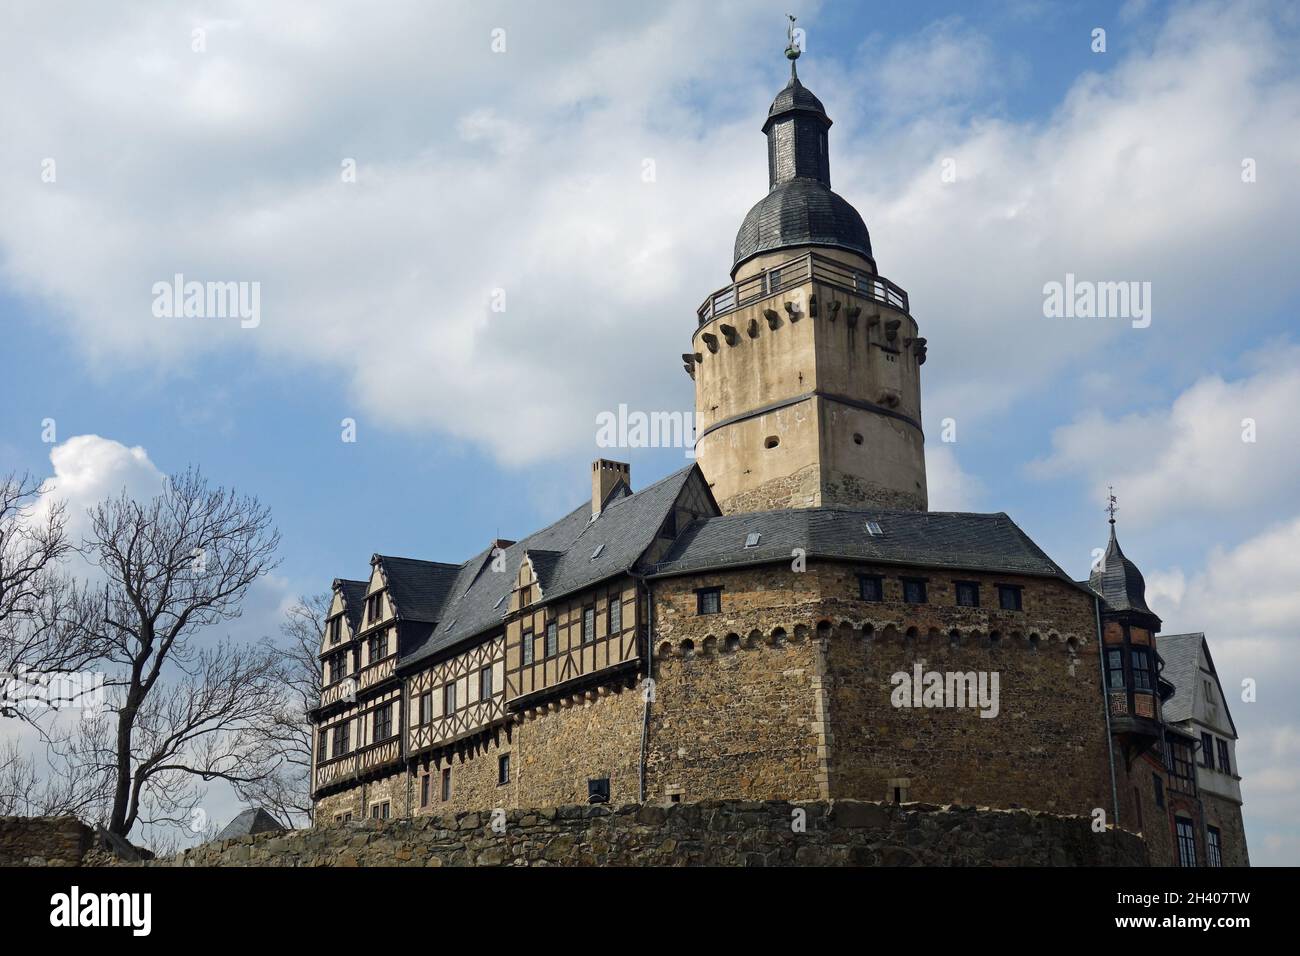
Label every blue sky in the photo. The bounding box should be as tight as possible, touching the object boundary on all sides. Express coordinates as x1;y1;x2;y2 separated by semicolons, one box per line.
2;0;1298;862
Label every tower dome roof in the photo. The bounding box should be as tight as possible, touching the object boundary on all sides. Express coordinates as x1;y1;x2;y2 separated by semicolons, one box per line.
1089;524;1159;621
733;179;872;267
732;51;873;272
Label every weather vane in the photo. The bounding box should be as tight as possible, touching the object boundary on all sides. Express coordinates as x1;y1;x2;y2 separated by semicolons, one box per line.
785;14;801;76
1106;486;1118;525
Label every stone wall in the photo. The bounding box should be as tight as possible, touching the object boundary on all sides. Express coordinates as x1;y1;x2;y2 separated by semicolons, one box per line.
126;800;1147;867
0;815;93;866
0;816;150;866
648;563;1112;815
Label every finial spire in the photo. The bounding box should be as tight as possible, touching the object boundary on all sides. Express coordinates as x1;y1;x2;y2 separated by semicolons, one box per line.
785;14;801;78
1106;486;1118;525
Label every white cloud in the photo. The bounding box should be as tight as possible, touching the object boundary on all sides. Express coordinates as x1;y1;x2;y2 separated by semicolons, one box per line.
1029;344;1300;528
924;444;983;511
36;435;167;543
1;2;1297;467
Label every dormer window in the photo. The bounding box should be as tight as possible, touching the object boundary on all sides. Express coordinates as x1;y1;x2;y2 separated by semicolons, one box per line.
328;617;342;644
519;585;533;607
367;592;383;623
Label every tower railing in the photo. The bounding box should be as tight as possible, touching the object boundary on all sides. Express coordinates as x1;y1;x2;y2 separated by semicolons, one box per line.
696;251;910;325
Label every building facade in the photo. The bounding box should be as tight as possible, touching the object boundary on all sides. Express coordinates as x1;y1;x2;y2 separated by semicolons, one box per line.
308;43;1248;866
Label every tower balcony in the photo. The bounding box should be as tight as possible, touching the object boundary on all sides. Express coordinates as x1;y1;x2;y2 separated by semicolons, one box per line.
697;251;910;326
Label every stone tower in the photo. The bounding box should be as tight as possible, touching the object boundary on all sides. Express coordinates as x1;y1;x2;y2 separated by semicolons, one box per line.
687;40;928;515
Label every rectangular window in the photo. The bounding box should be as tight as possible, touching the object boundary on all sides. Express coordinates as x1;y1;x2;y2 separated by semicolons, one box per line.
1217;738;1231;775
368;592;382;623
480;666;493;700
367;634;379;664
444;682;457;714
545;620;558;658
370;803;380;819
857;574;883;602
1169;740;1197;795
997;585;1023;611
1206;826;1222;868
519;585;532;607
373;703;392;742
955;581;980;607
498;754;510;786
522;629;534;665
333;721;350;757
1200;732;1215;768
609;595;622;634
697;587;722;615
317;730;328;763
441;767;451;802
1106;649;1125;689
420;774;430;807
1153;773;1164;809
902;578;927;604
1131;647;1154;692
419;691;432;725
582;606;595;644
1175;817;1198;867
329;617;341;643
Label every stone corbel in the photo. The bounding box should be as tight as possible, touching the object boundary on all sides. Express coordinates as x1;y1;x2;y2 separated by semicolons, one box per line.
809;293;819;318
747;318;760;338
784;301;801;322
827;301;841;322
763;308;781;330
701;332;719;353
885;318;901;342
846;305;861;328
720;323;739;345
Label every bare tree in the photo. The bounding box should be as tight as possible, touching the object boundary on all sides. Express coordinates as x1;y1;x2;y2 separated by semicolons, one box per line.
235;594;329;827
0;472;99;720
66;467;283;838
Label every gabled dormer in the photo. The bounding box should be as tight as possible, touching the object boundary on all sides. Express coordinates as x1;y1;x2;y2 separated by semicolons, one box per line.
512;550;560;614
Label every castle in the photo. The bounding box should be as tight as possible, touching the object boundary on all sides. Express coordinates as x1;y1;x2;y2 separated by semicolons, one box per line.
308;39;1248;867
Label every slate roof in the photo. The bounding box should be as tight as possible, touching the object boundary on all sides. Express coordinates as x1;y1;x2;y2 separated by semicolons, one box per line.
397;465;698;669
734;179;873;269
649;507;1082;585
335;579;367;632
766;75;826;124
1087;525;1160;622
1159;632;1203;724
374;556;461;623
216;807;285;840
1159;631;1237;738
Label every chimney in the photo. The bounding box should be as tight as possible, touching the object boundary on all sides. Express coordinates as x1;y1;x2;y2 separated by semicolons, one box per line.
592;459;631;518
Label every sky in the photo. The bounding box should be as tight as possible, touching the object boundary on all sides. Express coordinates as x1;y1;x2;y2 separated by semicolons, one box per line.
1;0;1297;863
